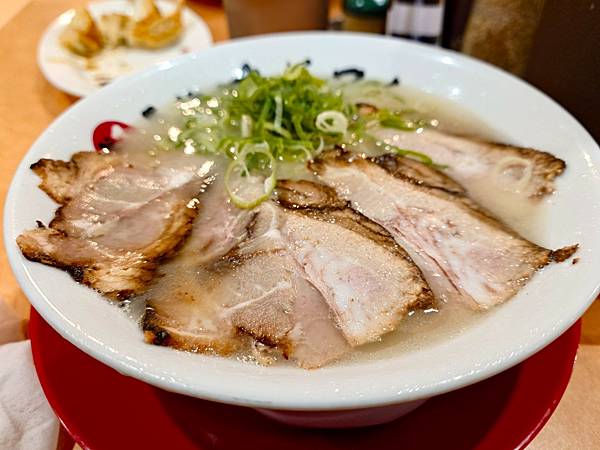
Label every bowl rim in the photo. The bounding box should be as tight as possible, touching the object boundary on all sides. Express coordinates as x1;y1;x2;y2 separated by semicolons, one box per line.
6;31;600;411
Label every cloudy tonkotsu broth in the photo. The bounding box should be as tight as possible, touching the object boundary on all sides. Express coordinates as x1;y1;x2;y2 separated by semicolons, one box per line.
111;78;544;367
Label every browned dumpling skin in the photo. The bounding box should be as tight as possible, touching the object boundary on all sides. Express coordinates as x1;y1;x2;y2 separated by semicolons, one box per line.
128;0;184;49
59;8;104;57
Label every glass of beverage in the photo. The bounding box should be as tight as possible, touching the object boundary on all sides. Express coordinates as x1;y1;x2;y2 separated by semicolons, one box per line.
224;0;329;38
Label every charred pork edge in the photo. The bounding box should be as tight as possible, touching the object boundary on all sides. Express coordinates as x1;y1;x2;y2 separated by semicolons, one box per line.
550;244;579;263
30;158;79;204
17;201;199;300
143;307;241;355
275;179;347;210
369;152;466;195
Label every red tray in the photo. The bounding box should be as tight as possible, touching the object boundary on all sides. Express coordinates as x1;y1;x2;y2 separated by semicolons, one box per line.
30;309;580;450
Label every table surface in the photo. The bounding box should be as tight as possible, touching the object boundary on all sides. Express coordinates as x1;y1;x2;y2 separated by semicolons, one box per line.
0;1;598;449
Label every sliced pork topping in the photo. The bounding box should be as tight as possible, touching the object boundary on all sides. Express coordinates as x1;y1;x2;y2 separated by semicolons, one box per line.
144;249;352;368
166;175;256;265
369;127;565;198
284;209;433;346
143;197;351;369
277;181;434;346
17;227;161;298
143;180;434;367
276;179;347;210
30;151;121;204
17;151;211;299
311;149;576;309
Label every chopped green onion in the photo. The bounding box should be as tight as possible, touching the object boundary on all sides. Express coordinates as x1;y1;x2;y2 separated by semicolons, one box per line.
263;122;292;139
282;63;306;80
274;94;283;130
377;109;427;131
315;111;349;135
163;64;443;207
224;142;276;209
391;147;434;165
241;114;253;138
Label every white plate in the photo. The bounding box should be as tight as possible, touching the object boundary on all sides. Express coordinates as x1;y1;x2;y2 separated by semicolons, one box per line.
6;33;600;411
38;0;212;97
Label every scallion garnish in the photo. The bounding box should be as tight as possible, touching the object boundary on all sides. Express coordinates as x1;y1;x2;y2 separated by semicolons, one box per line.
165;64;438;208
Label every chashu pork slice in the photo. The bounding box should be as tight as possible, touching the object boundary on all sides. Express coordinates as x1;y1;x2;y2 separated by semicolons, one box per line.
143;180;434;367
143;196;351;369
311;149;577;309
144;248;351;369
370;127;565;198
17;151;213;299
277;180;434;346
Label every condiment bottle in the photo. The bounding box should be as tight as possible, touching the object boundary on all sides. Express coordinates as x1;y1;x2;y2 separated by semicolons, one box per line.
386;0;446;44
342;0;389;34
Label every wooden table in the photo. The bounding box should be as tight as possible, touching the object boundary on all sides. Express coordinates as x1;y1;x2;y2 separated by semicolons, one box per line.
0;1;598;448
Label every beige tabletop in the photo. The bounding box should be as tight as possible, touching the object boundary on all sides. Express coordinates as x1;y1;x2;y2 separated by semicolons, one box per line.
0;1;598;448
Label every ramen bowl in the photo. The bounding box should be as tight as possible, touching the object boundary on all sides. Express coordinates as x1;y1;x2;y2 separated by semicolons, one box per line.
5;33;600;427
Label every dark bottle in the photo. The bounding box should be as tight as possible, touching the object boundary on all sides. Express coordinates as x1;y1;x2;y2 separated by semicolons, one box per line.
386;0;446;44
343;0;390;34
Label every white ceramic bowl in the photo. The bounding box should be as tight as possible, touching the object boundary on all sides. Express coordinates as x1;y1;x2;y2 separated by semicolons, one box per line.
5;33;600;427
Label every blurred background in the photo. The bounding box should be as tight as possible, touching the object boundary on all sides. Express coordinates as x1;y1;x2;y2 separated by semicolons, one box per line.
2;0;597;139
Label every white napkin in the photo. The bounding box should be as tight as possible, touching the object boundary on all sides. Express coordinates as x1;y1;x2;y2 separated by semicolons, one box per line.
0;300;59;450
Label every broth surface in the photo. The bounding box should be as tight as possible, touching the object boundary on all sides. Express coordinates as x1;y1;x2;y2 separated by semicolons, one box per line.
114;82;542;367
